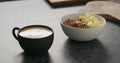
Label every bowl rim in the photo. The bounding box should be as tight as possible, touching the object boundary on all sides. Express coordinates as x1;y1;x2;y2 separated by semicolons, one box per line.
60;13;106;30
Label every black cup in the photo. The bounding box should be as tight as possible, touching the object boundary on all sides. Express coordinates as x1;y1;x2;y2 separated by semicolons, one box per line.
12;25;54;55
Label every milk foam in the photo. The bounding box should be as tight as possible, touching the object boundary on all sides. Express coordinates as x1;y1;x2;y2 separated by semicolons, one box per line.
19;27;52;38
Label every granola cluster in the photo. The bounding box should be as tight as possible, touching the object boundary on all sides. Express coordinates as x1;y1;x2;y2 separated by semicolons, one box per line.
64;19;89;28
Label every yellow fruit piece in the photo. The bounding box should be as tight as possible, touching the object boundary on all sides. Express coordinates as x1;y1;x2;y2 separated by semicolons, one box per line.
79;13;103;28
88;21;103;28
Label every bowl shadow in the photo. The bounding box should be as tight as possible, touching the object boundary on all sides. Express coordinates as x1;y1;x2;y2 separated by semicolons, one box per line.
63;39;110;63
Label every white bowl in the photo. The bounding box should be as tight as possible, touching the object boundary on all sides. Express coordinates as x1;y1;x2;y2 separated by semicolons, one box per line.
60;13;106;41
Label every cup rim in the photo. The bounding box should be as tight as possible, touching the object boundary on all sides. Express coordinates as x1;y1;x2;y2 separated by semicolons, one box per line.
18;25;54;39
60;13;106;30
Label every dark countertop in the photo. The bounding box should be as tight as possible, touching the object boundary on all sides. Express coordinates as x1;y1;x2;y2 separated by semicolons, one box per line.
0;0;120;63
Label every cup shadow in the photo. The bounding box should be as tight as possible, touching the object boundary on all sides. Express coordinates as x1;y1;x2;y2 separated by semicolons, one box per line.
63;39;110;63
18;52;52;63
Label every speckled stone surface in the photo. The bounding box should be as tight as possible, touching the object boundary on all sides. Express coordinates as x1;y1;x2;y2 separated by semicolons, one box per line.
0;0;120;63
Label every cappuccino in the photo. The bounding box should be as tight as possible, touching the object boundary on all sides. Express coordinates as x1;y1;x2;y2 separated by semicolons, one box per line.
19;27;52;38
